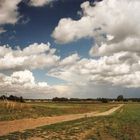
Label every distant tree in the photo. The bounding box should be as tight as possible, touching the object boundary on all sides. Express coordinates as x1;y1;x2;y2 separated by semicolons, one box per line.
0;94;24;103
52;97;59;101
69;98;80;101
101;98;108;103
52;97;68;102
97;98;108;103
123;98;128;102
8;95;16;101
19;96;24;103
117;95;124;101
0;95;7;100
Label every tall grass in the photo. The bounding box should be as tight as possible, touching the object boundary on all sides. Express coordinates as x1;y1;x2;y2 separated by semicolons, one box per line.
1;100;30;110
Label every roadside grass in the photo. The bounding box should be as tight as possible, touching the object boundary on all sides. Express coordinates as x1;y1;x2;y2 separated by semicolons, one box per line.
0;101;117;121
0;103;139;140
85;103;140;140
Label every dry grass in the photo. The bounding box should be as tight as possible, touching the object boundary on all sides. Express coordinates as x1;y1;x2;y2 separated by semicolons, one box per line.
0;101;118;121
1;100;30;110
1;103;139;140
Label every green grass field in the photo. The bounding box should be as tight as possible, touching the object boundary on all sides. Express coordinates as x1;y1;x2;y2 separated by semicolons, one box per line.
0;101;117;121
0;103;140;140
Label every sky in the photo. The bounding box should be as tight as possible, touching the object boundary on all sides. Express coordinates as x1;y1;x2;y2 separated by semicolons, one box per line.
0;0;140;99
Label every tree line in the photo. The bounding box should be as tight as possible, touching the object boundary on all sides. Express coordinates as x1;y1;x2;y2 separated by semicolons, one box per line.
52;95;140;103
0;94;140;103
0;95;24;103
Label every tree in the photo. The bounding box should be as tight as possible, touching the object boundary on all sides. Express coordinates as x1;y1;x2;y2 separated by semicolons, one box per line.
97;98;108;103
19;96;24;102
52;97;68;102
0;95;24;102
117;95;124;101
0;95;7;100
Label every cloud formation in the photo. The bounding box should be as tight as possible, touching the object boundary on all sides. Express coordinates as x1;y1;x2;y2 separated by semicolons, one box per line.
0;0;56;34
1;0;140;98
0;70;59;98
0;43;60;70
48;52;140;88
0;0;22;33
52;16;94;44
0;0;21;25
50;0;140;89
52;0;140;46
29;0;55;7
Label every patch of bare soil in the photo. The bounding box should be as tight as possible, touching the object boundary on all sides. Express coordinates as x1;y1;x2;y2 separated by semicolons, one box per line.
0;104;123;136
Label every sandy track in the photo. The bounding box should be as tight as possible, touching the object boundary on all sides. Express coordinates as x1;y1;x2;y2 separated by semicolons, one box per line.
0;104;123;136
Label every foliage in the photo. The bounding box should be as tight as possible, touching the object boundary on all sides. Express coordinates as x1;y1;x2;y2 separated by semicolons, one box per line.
0;95;24;103
117;95;124;101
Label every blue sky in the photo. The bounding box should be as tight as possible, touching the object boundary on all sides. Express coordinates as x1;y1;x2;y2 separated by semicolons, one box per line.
1;0;90;45
0;0;140;98
0;0;94;59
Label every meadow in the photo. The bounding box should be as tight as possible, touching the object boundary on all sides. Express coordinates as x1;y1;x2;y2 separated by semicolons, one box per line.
0;101;117;121
0;102;140;140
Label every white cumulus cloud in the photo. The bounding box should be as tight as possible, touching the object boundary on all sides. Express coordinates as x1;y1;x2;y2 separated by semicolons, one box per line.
29;0;56;7
0;0;21;25
0;43;60;70
0;70;68;98
48;51;140;88
50;0;140;89
0;0;22;33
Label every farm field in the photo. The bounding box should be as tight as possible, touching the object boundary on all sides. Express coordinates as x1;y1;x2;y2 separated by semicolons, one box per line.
0;101;117;121
0;103;139;140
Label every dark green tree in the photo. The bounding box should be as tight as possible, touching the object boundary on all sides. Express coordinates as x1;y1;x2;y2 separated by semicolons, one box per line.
117;95;124;101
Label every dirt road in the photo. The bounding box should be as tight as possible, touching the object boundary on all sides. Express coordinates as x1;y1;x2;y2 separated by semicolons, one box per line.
0;104;123;136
